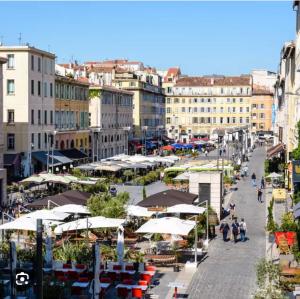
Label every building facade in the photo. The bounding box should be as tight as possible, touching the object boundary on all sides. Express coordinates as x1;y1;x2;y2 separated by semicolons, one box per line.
112;70;165;139
250;86;274;133
89;85;133;160
165;76;252;142
55;75;90;154
0;46;55;177
0;57;7;206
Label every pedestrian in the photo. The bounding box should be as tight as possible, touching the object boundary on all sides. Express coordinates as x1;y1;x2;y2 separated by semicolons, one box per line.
219;149;222;156
251;172;256;187
205;150;208;157
244;165;248;177
223;148;226;155
229;202;236;220
261;176;265;189
257;188;263;202
239;218;247;242
231;219;240;243
220;222;230;241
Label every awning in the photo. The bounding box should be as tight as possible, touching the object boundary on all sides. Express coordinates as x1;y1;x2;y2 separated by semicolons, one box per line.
32;151;61;167
4;154;20;167
52;150;73;165
267;143;285;159
59;149;88;161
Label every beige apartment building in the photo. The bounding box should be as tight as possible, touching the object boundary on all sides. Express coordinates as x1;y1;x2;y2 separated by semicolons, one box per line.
250;86;274;133
165;76;252;141
0;46;56;178
112;70;165;139
89;85;133;159
55;75;90;156
0;57;7;206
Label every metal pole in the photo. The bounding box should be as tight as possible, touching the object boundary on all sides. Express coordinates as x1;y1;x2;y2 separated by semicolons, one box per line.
36;219;43;299
96;133;99;161
51;134;55;174
194;215;197;264
46;133;49;173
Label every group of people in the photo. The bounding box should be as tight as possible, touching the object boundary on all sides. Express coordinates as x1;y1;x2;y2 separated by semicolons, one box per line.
220;216;247;243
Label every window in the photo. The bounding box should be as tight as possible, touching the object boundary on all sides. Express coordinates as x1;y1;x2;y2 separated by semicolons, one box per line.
166;117;171;124
232;98;236;103
31;80;34;95
232;107;236;113
7;54;15;69
7;80;15;95
38;110;41;125
31;55;34;71
192;117;198;124
50;83;53;97
240;98;243;103
38;57;41;72
7;110;14;124
174;98;179;104
38;133;41;149
7;134;15;150
181;107;185;112
260;104;265;109
166;107;171;113
31;109;34;125
246;107;250;113
252;104;257;108
38;81;41;96
260;113;265;119
232;117;236;124
50;111;53;125
44;82;47;97
44;110;47;124
44;133;48;147
227;117;230;123
167;98;171;104
246;117;250;123
240;117;243;124
220;117;223;124
182;99;185;104
240;107;243;112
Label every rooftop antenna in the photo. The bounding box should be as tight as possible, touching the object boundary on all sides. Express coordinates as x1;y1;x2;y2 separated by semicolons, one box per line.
18;33;22;45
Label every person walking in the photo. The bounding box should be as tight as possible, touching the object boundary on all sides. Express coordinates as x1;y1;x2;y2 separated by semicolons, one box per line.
231;219;240;243
205;150;208;157
261;177;265;189
220;222;230;242
229;202;236;220
251;172;256;187
239;218;247;242
257;188;263;202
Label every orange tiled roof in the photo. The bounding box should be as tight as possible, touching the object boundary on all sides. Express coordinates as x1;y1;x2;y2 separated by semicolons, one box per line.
252;84;273;95
175;76;251;87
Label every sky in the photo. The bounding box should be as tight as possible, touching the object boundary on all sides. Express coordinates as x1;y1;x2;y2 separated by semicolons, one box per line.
0;1;295;75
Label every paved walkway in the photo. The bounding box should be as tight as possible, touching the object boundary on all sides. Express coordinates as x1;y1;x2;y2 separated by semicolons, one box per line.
186;147;267;299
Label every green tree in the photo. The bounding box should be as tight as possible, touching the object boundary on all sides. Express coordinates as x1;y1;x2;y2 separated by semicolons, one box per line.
123;170;134;182
292;120;300;160
87;192;129;218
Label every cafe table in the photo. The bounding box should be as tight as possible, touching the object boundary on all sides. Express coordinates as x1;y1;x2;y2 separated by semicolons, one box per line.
116;284;148;291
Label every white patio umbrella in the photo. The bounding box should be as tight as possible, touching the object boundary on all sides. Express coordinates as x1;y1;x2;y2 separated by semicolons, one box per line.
126;205;154;218
44;225;53;267
266;172;282;179
54;216;125;234
135;217;196;236
173;172;190;181
166;204;206;215
21;210;69;221
117;225;124;268
0;217;60;231
21;175;45;184
52;204;91;215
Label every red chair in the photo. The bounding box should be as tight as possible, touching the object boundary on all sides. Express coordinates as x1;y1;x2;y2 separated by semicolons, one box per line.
120;272;132;282
132;287;143;299
54;270;64;278
107;271;117;282
63;263;72;269
75;264;85;269
117;287;129;298
78;277;89;282
100;277;112;284
71;286;82;295
138;280;148;286
68;270;79;280
123;278;134;285
140;274;151;285
113;265;122;270
125;265;134;271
